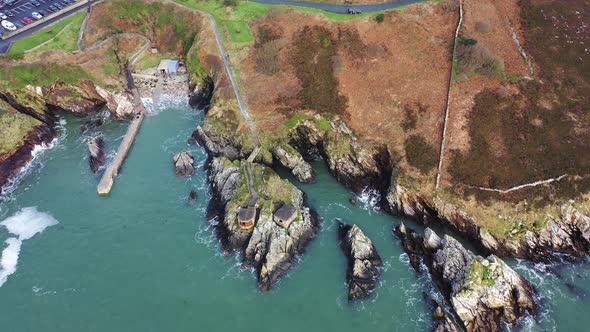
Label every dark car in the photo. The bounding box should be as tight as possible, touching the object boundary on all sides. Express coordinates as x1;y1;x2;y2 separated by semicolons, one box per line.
48;5;57;12
61;1;70;7
5;10;14;17
54;3;63;10
31;0;41;7
39;9;49;16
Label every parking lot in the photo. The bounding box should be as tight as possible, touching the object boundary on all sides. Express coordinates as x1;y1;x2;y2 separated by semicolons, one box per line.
1;0;82;31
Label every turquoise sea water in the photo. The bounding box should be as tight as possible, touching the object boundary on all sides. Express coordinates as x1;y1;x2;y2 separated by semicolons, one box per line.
0;102;588;331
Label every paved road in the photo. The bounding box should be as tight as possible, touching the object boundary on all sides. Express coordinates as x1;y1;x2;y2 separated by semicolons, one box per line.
0;0;92;53
251;0;427;14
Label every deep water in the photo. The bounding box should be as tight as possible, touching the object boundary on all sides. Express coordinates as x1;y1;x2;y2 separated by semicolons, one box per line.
0;101;588;331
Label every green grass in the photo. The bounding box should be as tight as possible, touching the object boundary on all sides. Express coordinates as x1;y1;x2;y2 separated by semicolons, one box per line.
223;20;254;43
0;103;42;154
0;63;93;90
7;12;86;57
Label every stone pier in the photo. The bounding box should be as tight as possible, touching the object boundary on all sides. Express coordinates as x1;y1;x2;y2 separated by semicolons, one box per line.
97;68;146;195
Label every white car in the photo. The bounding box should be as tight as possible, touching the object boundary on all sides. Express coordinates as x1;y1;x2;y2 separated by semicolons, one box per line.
1;20;16;31
0;13;7;20
31;12;43;20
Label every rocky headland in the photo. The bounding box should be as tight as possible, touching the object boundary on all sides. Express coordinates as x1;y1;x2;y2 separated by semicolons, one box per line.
394;224;537;332
207;157;319;291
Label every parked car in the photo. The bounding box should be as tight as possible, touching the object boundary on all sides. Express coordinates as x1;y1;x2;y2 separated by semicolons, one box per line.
48;5;57;12
53;3;62;10
31;0;41;6
21;17;33;24
0;28;6;37
31;11;42;20
5;10;14;17
61;1;69;7
39;9;48;16
0;13;7;20
1;20;16;31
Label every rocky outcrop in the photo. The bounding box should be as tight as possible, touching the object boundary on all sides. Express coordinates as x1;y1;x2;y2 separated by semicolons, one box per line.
386;182;590;262
244;205;318;291
287;116;391;194
207;157;320;291
43;80;106;116
394;225;537;332
192;126;250;160
0;124;55;194
173;151;195;178
88;137;106;174
95;86;135;119
272;144;314;183
338;222;382;302
189;76;214;110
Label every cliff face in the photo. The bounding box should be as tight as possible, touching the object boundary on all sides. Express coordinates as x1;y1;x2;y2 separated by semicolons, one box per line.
0;124;55;194
386;182;590;262
207;157;320;291
395;225;537;332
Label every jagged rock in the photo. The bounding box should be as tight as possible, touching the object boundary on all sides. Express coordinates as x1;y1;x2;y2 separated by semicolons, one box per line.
288;117;391;194
338;223;383;302
433;316;461;332
386;180;590;262
394;226;537;332
95;86;135;119
433;306;445;319
272;145;314;183
88;137;106;174
207;157;319;291
43;80;106;116
173;151;194;178
189;76;214;110
188;190;198;205
193;126;247;160
244;205;318;291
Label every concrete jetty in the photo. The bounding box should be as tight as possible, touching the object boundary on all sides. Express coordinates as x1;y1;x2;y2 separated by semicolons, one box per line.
97;68;146;195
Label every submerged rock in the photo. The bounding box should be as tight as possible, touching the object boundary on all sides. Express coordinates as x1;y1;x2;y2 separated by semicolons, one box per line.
188;190;198;205
80;118;104;133
173;151;195;178
394;225;537;332
338;222;382;302
88;137;106;174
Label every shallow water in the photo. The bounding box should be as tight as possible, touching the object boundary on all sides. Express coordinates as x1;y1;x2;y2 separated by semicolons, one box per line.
0;102;588;331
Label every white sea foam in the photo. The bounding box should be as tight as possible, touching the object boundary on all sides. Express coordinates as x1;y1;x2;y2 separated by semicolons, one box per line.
0;207;59;287
142;95;190;115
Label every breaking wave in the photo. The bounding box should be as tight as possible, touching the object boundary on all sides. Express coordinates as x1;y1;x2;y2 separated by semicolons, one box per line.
0;207;59;287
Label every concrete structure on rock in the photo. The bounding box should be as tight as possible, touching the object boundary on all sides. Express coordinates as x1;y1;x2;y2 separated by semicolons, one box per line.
273;204;298;229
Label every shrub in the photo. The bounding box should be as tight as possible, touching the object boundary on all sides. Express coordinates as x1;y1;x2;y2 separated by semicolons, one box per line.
375;13;385;23
457;42;504;77
291;26;347;115
223;0;239;7
475;21;492;33
404;134;438;174
255;39;287;75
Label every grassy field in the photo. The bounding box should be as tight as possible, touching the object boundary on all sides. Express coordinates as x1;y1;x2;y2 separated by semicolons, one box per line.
224;20;254;43
0;63;92;89
6;12;86;57
0;102;42;155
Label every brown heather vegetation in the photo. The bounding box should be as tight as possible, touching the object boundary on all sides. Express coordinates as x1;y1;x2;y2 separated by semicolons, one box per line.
446;0;590;205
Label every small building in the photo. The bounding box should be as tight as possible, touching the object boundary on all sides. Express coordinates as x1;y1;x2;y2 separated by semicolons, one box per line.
237;206;256;229
157;59;180;77
273;204;298;229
